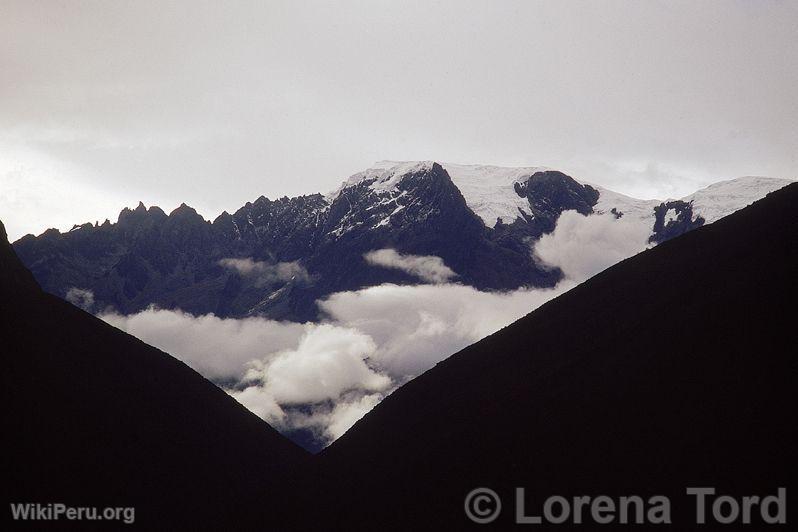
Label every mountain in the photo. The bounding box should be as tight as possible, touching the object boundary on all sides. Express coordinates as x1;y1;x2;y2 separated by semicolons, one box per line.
3;183;796;529
319;183;798;529
12;162;791;322
1;220;311;529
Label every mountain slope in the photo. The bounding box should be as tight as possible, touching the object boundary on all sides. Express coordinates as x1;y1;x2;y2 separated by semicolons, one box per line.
12;163;791;323
1;220;311;529
320;183;798;529
3;183;795;528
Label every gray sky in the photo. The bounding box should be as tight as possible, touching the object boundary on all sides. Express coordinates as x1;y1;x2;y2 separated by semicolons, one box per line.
1;0;796;241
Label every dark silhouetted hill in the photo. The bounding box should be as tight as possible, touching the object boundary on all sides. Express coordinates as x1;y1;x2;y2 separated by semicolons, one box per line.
320;184;798;530
1;220;311;529
3;183;796;530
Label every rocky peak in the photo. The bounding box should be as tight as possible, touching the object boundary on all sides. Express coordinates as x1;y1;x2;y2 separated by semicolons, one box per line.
168;203;205;223
512;170;600;233
650;200;704;244
212;210;233;224
148;206;167;219
118;201;166;228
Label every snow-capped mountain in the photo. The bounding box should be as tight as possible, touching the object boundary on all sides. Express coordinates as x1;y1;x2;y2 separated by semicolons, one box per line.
341;161;791;237
13;162;792;321
347;161;553;228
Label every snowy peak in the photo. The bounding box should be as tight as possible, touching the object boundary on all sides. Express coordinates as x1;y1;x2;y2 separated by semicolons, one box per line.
366;161;597;229
591;186;661;223
592;175;794;230
334;161;793;233
442;163;549;227
333;161;436;198
325;161;469;238
683;176;794;224
337;161;558;227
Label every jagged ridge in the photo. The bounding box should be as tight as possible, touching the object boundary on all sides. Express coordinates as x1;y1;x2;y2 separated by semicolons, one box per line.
12;162;792;321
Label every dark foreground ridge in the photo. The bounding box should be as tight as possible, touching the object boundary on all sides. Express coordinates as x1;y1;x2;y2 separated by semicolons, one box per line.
2;183;796;530
1;220;311;529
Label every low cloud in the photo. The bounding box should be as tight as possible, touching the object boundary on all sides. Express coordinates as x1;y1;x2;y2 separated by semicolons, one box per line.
100;307;306;381
534;210;652;282
318;282;573;378
99;211;654;447
225;324;393;442
219;257;311;286
364;249;457;283
99;282;569;446
244;324;390;405
99;307;394;443
232;282;573;440
65;287;94;311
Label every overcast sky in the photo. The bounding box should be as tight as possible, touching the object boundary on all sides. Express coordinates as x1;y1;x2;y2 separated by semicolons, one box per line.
1;0;796;241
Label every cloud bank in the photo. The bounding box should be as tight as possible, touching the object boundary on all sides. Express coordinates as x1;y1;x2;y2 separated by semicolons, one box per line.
246;324;390;406
534;211;652;281
101;211;653;446
99;281;571;444
363;249;457;283
318;282;573;378
101;308;306;381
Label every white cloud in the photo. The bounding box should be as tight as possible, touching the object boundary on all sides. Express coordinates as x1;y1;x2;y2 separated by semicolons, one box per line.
248;324;390;405
219;257;311;286
65;287;94;311
318;282;572;378
231;385;286;426
97;211;658;447
364;248;457;284
97;281;569;446
232;282;573;442
231;324;393;443
234;390;386;443
99;307;395;443
533;210;653;282
100;307;306;380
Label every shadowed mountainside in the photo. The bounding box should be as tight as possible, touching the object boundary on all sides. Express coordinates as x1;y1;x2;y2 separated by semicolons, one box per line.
1;220;312;529
320;183;798;530
2;183;796;530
